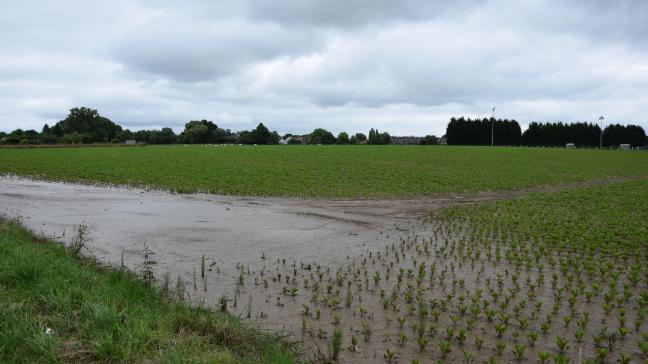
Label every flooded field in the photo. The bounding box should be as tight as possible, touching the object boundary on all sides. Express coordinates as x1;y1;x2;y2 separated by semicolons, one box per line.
1;176;645;363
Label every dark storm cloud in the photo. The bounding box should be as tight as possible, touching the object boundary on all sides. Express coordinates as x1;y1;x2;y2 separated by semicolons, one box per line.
1;0;647;136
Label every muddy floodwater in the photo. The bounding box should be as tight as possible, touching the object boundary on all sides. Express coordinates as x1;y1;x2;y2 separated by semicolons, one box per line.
1;178;401;261
0;177;427;338
0;176;426;279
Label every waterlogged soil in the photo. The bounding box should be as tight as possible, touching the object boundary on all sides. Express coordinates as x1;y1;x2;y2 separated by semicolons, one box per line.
1;176;646;363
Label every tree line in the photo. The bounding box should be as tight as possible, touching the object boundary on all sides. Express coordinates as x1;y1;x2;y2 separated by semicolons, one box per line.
3;106;645;147
0;108;284;146
446;117;647;147
522;122;647;147
0;107;419;146
446;117;522;145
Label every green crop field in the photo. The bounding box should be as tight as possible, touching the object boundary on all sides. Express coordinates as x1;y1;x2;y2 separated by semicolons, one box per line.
1;145;648;198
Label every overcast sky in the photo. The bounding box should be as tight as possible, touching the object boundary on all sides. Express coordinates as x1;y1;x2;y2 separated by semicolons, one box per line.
1;0;647;136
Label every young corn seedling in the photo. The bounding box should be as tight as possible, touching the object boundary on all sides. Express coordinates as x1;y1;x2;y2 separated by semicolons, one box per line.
462;350;475;364
474;335;484;350
416;335;428;352
383;348;396;363
537;351;551;364
556;335;569;355
511;343;525;361
397;332;407;346
456;328;466;345
495;340;506;356
494;323;506;338
348;335;358;352
437;340;452;359
331;328;342;361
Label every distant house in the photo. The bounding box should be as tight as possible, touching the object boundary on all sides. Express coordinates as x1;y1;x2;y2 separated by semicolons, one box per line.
391;136;424;145
279;136;292;144
124;139;137;145
294;135;310;144
566;143;575;148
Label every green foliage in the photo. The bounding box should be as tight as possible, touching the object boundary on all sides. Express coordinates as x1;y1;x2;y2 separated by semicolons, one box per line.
603;123;647;147
523;121;601;147
419;135;439;145
367;128;391;144
446;117;521;145
238;123;280;145
337;132;349;144
349;133;367;144
309;128;337;145
56;107;123;143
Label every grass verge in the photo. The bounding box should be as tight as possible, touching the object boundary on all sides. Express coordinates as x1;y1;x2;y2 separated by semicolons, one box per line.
0;219;297;363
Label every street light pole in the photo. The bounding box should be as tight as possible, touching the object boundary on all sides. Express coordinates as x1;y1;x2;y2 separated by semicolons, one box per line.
491;106;496;147
599;116;604;149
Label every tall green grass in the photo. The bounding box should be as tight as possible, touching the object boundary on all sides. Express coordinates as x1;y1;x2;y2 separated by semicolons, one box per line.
0;220;296;363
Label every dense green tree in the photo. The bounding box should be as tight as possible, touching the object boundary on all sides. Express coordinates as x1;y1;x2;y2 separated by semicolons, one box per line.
603;124;646;147
117;129;133;142
309;128;337;144
158;128;177;144
40;133;58;144
3;129;23;144
180;120;232;144
446;117;521;145
39;123;58;144
54;107;122;143
60;132;83;144
420;135;439;145
367;128;391;144
337;132;349;144
51;123;63;137
382;132;391;144
253;123;271;144
182;120;217;144
522;122;600;146
184;124;210;144
238;123;277;144
269;131;280;144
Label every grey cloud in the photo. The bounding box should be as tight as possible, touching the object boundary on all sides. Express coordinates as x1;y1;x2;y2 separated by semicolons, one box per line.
242;0;480;28
1;0;647;136
112;19;323;82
